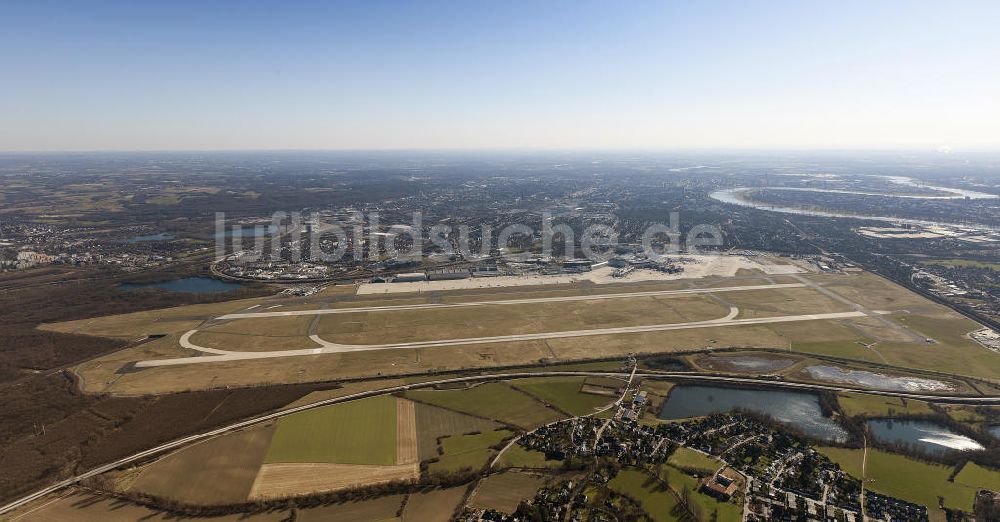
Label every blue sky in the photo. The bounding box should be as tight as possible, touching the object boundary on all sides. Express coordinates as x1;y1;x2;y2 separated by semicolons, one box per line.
2;1;999;151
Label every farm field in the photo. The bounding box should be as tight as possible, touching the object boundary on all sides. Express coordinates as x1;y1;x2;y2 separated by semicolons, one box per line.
470;471;548;512
129;424;275;504
510;376;616;416
496;445;563;469
401;486;468;521
607;468;684;522
406;382;565;430
818;447;1000;514
428;429;513;474
264;394;397;465
414;402;501;460
4;490;292;522
836;393;934;417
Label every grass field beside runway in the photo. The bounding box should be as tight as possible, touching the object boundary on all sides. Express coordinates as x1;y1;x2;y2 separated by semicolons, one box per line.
315;294;728;345
57;270;998;395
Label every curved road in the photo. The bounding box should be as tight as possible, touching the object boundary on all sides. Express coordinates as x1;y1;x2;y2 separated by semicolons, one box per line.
3;370;1000;516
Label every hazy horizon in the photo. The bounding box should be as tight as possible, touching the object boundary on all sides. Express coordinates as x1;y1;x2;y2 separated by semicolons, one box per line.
3;0;1000;152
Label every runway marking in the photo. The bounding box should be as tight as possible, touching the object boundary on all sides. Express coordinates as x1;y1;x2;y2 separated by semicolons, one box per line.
215;283;807;320
139;308;873;367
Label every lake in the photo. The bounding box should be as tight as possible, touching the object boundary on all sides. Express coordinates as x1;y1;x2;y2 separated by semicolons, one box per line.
657;385;848;442
866;419;984;455
127;232;175;243
119;277;243;293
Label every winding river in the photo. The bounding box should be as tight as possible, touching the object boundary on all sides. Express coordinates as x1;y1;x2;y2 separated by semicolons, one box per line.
709;175;999;230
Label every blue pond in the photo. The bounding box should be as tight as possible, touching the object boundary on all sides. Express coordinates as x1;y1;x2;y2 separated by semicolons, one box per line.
119;277;243;293
867;419;984;455
127;232;175;243
658;384;848;442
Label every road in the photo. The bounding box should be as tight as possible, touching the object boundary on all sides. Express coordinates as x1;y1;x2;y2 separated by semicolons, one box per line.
140;307;877;367
4;369;1000;516
860;434;869;522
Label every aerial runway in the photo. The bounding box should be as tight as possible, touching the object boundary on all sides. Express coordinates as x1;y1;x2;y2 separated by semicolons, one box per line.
135;282;883;368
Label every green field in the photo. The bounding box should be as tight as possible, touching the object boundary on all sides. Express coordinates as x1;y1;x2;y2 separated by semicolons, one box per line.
511;377;615;416
406;382;564;429
497;445;563;469
818;447;1000;512
666;447;721;475
264;395;396;465
662;467;742;522
471;471;548;513
427;429;512;473
925;258;1000;271
414;402;501;461
608;468;684;522
954;462;1000;492
401;486;468;521
836;393;934;417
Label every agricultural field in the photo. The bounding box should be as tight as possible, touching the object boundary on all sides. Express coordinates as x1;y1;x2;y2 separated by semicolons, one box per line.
836;393;934;417
401;486;469;521
471;471;549;512
129;425;276;504
818;447;1000;515
607;468;684;522
510;376;616;416
406;382;565;430
428;428;513;474
496;445;563;469
264;395;397;465
414;402;501;460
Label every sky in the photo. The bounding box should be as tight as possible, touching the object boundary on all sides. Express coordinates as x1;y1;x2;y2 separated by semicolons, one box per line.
2;0;999;151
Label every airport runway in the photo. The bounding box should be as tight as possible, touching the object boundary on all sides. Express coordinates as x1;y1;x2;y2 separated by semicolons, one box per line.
141;307;873;367
215;283;808;320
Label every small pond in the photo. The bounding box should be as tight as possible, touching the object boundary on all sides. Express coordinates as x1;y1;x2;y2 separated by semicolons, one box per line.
866;419;984;455
698;354;797;372
804;365;953;392
126;232;175;243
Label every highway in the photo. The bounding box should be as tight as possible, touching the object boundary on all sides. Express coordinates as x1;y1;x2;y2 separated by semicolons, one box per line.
3;369;1000;516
